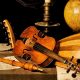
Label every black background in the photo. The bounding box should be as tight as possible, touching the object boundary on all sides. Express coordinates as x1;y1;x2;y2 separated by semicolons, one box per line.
0;0;77;43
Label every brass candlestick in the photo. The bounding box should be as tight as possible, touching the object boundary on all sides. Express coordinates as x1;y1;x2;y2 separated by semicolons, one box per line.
35;0;60;33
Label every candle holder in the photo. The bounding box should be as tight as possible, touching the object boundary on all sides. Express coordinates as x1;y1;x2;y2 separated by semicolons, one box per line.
35;0;60;34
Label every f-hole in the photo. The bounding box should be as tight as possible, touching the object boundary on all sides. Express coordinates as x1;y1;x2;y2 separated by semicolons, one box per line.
38;31;45;38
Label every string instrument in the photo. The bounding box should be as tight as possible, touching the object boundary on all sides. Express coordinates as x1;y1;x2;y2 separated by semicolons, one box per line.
34;33;80;77
3;19;15;49
1;20;45;72
13;26;80;77
33;34;80;78
13;26;56;67
0;57;44;72
55;33;80;77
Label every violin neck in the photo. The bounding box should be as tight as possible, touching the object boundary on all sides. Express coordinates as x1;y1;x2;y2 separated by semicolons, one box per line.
33;42;66;64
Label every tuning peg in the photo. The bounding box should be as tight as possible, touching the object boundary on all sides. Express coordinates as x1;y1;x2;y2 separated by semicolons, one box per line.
67;66;71;73
72;62;80;78
70;56;74;61
77;59;80;64
72;70;77;78
66;56;74;73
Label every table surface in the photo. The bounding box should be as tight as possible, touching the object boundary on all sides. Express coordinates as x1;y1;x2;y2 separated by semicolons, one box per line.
0;51;57;80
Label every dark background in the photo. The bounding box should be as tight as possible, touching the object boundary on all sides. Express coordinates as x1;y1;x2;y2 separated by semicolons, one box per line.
0;0;76;43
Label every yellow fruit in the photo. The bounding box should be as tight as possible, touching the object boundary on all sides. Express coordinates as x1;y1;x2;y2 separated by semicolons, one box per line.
64;0;80;32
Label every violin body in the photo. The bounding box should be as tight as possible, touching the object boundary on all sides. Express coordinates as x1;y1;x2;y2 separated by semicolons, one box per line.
13;26;56;67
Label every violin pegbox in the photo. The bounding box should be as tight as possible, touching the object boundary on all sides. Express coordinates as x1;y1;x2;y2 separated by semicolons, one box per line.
2;19;15;49
65;56;80;78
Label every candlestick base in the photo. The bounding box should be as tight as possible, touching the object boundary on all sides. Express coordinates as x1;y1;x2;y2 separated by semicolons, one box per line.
35;22;60;27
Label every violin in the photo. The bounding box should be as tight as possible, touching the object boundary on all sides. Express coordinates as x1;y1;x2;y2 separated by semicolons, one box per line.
25;35;80;78
13;26;56;67
13;26;80;78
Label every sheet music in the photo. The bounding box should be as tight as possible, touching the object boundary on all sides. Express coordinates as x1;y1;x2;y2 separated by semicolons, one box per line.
0;56;20;70
0;43;11;51
0;43;20;70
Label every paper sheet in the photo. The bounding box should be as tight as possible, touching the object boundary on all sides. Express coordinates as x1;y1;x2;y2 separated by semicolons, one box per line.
0;43;20;70
0;56;20;70
0;43;11;51
56;66;80;80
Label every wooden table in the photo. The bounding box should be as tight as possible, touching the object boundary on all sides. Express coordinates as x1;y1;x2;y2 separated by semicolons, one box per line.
0;51;57;80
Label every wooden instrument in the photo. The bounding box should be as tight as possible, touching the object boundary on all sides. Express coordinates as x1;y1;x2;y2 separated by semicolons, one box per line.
3;19;15;49
25;33;80;78
55;33;80;70
13;26;80;77
13;26;56;67
0;57;44;72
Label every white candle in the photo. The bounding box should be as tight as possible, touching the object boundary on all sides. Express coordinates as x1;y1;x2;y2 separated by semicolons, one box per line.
45;0;51;3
